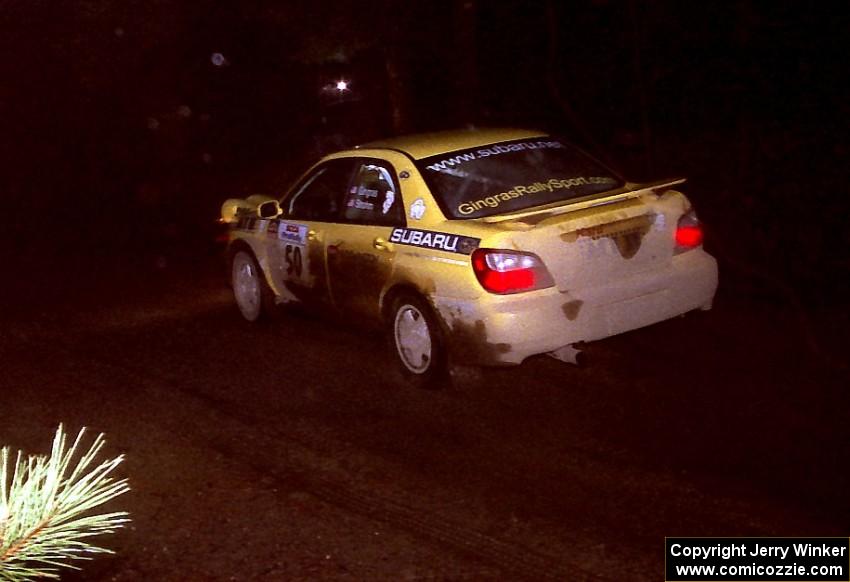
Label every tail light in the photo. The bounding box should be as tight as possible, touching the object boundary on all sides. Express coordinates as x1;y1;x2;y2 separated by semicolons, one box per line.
675;209;703;253
471;249;555;294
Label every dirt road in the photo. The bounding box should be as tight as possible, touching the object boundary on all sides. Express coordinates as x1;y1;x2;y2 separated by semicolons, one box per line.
2;256;846;580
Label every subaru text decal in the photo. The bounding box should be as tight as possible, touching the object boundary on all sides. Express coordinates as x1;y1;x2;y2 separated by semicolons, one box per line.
389;228;480;254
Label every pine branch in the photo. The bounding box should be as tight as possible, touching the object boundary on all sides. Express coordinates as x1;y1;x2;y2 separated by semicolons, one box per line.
0;425;130;581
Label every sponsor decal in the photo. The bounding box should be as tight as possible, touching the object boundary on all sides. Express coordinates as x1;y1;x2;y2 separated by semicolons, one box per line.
358;185;379;199
409;198;426;220
456;176;618;216
425;140;566;172
389;228;479;255
277;222;308;245
348;199;374;211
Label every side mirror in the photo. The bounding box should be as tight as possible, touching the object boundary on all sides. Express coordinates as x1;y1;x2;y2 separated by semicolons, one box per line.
257;200;281;219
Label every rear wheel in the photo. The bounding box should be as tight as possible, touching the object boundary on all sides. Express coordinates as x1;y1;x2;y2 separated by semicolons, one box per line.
388;294;447;389
231;250;275;322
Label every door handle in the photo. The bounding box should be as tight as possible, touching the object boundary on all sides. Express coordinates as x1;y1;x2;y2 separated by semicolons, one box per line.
373;237;392;251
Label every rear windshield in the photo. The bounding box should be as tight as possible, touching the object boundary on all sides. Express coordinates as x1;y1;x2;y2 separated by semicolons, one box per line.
415;138;623;219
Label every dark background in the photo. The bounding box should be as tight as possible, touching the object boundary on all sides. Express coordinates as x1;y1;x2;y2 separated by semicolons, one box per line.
2;0;848;351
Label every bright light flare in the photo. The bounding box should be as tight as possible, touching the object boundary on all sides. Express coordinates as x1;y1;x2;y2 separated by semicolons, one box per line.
335;79;349;91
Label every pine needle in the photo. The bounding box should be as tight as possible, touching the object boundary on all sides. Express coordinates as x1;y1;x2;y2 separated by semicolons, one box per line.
0;425;130;581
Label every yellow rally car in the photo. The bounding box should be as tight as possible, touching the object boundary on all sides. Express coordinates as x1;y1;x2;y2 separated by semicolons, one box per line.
221;128;718;387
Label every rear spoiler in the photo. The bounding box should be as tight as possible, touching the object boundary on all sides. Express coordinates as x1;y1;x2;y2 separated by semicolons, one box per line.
479;177;686;224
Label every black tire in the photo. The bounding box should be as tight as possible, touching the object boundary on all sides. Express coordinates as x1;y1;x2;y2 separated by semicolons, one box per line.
230;250;276;322
387;294;448;389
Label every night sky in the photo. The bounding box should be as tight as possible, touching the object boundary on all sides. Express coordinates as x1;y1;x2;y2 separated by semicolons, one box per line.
2;0;848;304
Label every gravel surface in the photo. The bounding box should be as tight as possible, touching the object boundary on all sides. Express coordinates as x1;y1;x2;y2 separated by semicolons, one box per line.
1;255;847;580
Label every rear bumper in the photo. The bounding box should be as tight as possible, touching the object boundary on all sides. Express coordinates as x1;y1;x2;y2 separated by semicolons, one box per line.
436;249;718;365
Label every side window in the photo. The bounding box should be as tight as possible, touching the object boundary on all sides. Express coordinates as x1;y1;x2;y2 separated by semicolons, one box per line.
286;159;353;221
341;162;405;227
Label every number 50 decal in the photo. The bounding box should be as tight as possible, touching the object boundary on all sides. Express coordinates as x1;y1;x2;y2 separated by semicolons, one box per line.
285;244;303;278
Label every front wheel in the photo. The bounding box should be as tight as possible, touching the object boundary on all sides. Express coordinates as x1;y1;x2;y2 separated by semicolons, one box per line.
231;250;275;322
388;294;447;389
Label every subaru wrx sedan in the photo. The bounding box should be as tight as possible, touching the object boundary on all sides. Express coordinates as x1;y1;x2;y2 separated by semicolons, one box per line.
221;128;718;387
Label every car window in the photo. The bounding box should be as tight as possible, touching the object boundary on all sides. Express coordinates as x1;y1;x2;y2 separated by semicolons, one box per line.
415;138;624;219
286;159;354;221
341;161;405;227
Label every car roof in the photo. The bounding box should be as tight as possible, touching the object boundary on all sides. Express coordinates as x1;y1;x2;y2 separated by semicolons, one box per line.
355;127;549;160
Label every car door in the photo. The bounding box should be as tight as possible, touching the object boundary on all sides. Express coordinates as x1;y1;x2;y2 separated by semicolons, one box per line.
268;158;355;307
325;159;406;322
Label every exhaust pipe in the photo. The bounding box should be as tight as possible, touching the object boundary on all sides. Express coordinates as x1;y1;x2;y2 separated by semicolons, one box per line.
547;344;584;366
